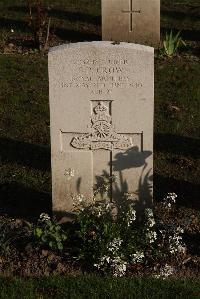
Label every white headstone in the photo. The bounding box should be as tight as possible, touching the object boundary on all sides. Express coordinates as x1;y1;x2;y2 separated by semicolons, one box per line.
102;0;160;46
49;41;154;215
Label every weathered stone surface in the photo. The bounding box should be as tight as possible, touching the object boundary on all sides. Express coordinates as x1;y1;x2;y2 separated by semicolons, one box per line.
102;0;160;46
48;41;154;214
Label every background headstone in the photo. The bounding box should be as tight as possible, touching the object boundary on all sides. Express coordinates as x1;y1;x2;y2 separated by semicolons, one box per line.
102;0;160;46
49;41;154;215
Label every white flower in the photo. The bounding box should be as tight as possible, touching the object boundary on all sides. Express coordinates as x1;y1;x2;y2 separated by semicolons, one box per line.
146;230;157;243
162;192;177;208
108;238;122;253
148;218;155;227
97;211;102;217
155;264;174;279
177;245;186;253
176;226;184;234
39;213;50;222
131;251;144;263
94;238;127;277
11;29;14;33
73;194;85;203
106;203;112;210
127;205;136;226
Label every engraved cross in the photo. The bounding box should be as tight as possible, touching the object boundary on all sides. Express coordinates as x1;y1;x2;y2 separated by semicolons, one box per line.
122;0;141;32
60;100;143;199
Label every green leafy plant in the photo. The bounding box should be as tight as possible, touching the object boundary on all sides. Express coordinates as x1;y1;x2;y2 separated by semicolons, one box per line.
33;213;67;251
162;30;186;57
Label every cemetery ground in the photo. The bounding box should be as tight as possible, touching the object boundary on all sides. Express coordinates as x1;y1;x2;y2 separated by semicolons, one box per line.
0;0;199;296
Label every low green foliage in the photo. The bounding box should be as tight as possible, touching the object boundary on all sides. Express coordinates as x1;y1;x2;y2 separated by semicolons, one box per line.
32;213;67;251
162;31;186;57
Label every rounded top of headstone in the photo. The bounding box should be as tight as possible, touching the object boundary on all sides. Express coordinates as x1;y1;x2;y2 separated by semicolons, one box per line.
49;41;154;55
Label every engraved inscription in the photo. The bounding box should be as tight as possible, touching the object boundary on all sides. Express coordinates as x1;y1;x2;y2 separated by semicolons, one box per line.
60;58;143;95
71;102;133;151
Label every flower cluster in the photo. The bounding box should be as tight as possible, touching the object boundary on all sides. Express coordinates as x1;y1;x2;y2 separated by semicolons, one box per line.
95;255;127;277
131;251;144;264
126;204;136;227
145;208;157;244
162;193;177;208
108;238;122;253
72;194;88;212
146;230;157;243
154;264;174;279
39;213;50;222
73;194;85;204
93;202;113;218
94;238;127;277
145;208;156;228
72;188;187;278
168;226;186;254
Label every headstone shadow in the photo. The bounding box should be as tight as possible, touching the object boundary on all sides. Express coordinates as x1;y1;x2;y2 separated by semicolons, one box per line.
0;137;51;172
154;174;200;210
0;17;30;33
48;9;101;25
0;137;51;220
154;133;200;210
9;5;101;25
0;182;51;222
54;27;101;42
155;133;199;158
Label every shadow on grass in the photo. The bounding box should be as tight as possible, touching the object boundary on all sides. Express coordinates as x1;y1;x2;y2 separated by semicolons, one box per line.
154;174;200;210
0;17;30;33
0;137;51;172
155;134;199;209
155;133;200;159
0;182;51;221
161;7;200;22
9;5;101;25
48;9;101;25
0;138;51;220
54;27;101;42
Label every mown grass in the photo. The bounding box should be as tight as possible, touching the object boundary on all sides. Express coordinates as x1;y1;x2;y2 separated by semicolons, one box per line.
0;276;199;299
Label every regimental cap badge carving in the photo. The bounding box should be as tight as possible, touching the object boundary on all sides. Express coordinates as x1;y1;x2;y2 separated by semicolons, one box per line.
71;101;133;151
91;102;111;124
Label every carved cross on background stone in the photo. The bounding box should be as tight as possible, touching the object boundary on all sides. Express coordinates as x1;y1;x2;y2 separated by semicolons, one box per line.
122;0;141;32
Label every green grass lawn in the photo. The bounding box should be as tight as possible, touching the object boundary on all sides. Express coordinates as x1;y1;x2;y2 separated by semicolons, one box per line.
0;276;199;299
0;1;199;219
